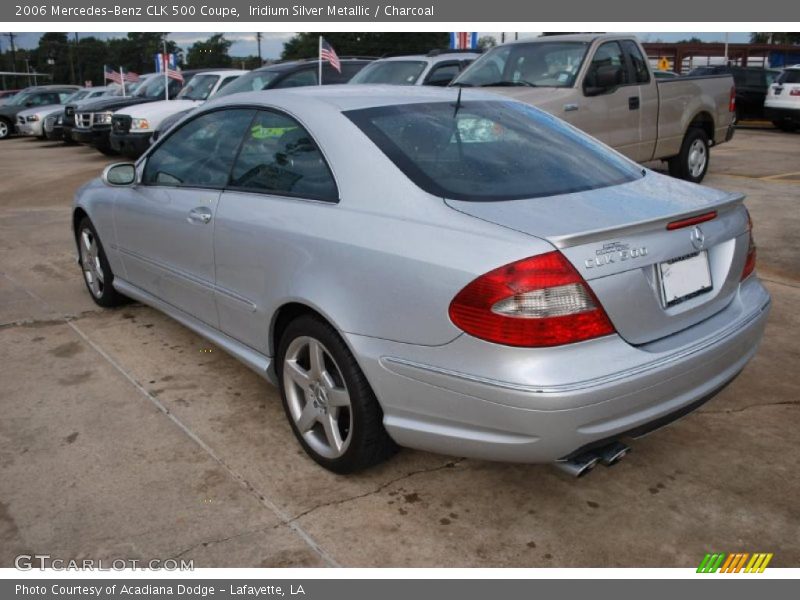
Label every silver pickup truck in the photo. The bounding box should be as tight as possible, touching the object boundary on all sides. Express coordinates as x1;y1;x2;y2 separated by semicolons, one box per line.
453;34;736;183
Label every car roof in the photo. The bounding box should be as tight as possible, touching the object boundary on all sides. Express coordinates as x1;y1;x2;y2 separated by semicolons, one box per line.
253;58;372;73
207;83;500;113
28;85;81;91
187;69;248;77
375;53;480;63
500;33;618;46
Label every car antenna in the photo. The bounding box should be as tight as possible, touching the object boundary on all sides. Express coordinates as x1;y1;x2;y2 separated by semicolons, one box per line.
453;85;463;118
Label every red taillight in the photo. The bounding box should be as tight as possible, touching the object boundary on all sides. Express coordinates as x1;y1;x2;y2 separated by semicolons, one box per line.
448;251;615;347
729;86;736;112
666;210;717;230
741;211;757;281
790;88;800;96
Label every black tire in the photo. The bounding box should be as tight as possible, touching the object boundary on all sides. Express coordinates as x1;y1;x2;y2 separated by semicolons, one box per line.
667;128;710;183
277;314;397;473
96;144;119;156
772;120;798;133
0;118;12;140
76;217;129;308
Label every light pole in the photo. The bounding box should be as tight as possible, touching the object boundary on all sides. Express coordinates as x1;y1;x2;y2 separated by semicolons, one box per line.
256;32;263;65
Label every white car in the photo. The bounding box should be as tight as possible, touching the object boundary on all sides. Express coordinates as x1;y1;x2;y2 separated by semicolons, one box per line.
348;50;481;86
16;87;117;138
110;69;246;157
765;64;800;132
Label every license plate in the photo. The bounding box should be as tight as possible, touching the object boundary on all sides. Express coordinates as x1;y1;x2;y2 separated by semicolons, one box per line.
658;251;712;307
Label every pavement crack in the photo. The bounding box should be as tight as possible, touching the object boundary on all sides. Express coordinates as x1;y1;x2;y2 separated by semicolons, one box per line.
166;524;275;561
287;458;466;523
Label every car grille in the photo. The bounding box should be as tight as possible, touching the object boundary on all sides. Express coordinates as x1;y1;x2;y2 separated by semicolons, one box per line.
44;116;56;132
63;106;75;126
75;112;93;128
112;114;131;134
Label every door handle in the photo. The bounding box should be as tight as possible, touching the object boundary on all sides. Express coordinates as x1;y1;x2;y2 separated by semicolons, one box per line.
628;96;640;110
187;206;212;224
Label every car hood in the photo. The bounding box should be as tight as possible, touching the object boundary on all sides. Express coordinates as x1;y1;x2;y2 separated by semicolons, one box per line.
475;86;577;111
74;96;159;113
0;104;25;118
17;104;63;119
116;99;201;119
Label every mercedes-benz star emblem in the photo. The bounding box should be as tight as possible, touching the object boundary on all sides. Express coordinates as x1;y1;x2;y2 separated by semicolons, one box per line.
690;226;706;250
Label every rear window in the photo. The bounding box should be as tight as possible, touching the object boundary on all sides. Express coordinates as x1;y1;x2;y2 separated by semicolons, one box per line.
345;100;643;201
213;70;280;98
777;69;800;84
349;61;428;85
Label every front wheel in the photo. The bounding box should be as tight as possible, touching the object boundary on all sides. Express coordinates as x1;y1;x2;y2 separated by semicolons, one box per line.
277;315;397;473
668;128;710;183
772;120;798;133
76;217;128;308
0;119;11;140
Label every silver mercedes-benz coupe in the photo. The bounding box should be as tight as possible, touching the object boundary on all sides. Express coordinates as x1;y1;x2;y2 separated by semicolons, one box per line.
72;85;770;476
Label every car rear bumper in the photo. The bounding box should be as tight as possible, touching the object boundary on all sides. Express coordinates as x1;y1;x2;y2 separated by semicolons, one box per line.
346;276;771;463
109;130;152;158
765;106;800;124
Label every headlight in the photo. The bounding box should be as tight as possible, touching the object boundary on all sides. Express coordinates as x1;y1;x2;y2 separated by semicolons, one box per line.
56;115;63;124
26;114;40;122
131;118;151;131
94;112;113;125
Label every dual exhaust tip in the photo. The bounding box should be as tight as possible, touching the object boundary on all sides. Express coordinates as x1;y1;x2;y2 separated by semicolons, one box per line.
554;441;631;478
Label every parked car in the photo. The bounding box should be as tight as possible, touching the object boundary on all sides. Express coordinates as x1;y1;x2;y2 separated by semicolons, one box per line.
688;65;781;120
453;34;736;183
62;76;158;144
765;64;800;132
653;70;680;79
16;87;117;139
73;86;769;476
110;70;247;158
0;85;80;140
70;71;200;154
348;50;480;86
211;58;372;99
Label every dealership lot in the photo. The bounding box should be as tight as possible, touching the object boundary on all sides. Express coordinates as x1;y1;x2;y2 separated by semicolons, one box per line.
0;128;798;567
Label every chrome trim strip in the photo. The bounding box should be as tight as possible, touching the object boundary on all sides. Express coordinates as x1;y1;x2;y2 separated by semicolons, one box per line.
382;298;770;395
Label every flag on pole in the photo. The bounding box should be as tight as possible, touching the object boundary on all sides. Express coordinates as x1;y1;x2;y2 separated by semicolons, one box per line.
103;65;122;84
319;37;341;73
154;52;184;82
450;32;479;50
122;69;140;83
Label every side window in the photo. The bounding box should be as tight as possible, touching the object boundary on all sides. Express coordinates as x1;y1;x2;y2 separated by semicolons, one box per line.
275;70;318;88
168;79;183;99
217;75;239;91
621;40;650;84
229;110;338;202
340;62;366;81
585;41;630;90
58;92;74;103
143;109;254;188
425;63;460;86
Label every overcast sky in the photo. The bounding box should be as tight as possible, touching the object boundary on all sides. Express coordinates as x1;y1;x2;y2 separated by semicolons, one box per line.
4;32;752;59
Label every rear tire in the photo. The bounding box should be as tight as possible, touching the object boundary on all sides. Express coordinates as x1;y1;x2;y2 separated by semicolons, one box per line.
0;118;11;140
76;217;128;308
772;120;798;132
277;314;397;473
668;128;710;183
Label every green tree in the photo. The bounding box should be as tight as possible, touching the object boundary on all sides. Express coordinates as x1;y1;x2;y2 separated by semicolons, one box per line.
187;34;232;68
281;33;450;60
31;32;71;85
477;36;497;51
750;32;800;44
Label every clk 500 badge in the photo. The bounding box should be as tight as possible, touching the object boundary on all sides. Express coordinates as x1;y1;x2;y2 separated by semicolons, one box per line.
584;242;648;269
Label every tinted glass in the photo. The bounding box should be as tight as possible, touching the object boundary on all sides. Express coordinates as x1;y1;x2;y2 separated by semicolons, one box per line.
216;75;240;92
229;110;338;202
345;101;642;202
426;63;460;85
621;40;649;83
455;42;588;88
777;69;800;84
350;61;427;85
585;41;630;89
143;109;254;188
135;77;182;99
213;70;280;98
177;74;219;100
275;70;318;88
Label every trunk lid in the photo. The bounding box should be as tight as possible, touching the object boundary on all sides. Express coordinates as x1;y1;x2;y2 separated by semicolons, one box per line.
445;172;751;344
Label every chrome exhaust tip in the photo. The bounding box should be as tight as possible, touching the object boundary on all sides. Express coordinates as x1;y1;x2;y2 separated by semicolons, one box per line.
599;441;630;466
554;453;600;478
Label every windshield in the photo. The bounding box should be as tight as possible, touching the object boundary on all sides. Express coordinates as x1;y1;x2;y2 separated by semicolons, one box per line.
454;42;588;88
135;77;170;98
177;74;220;100
67;90;90;102
777;69;800;84
213;70;280;98
349;61;428;85
345;100;642;201
6;91;34;106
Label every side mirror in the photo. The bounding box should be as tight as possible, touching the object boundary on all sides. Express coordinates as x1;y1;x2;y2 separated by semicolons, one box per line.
584;64;623;96
102;163;137;186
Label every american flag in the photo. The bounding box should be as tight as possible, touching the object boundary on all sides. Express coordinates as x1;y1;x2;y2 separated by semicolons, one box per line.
103;66;122;84
155;52;184;83
122;69;140;83
320;37;341;73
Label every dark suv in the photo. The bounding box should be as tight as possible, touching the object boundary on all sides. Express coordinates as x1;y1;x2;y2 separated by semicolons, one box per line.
0;85;80;140
688;65;781;120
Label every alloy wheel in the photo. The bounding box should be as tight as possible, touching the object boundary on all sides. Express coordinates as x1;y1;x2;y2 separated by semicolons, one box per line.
687;138;707;178
283;336;353;459
79;228;104;299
